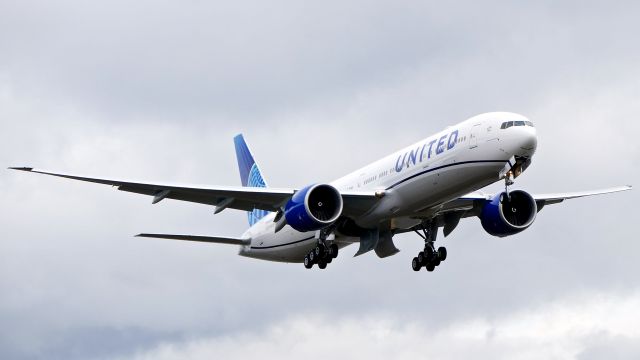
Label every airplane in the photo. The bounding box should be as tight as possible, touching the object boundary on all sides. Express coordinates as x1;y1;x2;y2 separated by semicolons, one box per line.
10;112;632;272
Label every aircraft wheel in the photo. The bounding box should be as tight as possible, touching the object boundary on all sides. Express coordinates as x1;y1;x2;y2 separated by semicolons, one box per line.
326;256;333;264
318;260;327;269
315;244;325;257
309;251;315;263
425;246;434;259
433;259;441;267
412;257;421;271
330;244;339;258
417;251;425;265
304;256;313;269
426;263;435;272
438;247;447;261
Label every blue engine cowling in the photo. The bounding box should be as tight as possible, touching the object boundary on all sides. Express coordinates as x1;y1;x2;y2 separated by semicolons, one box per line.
284;184;343;232
480;190;537;237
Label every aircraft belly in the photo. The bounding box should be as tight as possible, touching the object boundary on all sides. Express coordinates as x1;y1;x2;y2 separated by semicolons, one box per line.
358;160;504;225
399;162;501;212
240;236;315;263
239;226;358;263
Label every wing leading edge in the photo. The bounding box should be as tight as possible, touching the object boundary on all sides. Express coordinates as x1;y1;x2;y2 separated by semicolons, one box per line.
9;167;379;217
444;185;632;209
136;233;250;245
398;185;632;237
528;186;633;205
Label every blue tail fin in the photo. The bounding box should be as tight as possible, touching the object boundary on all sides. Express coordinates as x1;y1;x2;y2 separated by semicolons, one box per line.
234;134;269;226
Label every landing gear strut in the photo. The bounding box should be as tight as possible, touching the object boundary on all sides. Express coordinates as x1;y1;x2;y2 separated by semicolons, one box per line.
411;221;447;272
505;170;514;201
304;228;339;270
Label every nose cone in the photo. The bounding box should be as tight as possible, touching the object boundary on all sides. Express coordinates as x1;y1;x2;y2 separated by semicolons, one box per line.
516;125;537;157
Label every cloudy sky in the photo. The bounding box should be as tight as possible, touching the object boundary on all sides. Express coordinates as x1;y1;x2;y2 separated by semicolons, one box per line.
1;1;639;359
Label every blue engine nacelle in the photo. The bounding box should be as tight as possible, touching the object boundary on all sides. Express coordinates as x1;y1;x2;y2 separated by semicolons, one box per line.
284;184;343;232
480;190;537;237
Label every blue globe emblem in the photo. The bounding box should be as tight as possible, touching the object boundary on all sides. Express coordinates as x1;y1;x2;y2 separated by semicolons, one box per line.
247;164;269;225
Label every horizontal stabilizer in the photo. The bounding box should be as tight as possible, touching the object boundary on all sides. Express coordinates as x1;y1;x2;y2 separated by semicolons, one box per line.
136;233;250;245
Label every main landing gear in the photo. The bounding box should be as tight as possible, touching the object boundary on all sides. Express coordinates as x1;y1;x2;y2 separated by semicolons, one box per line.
411;222;447;272
304;228;339;270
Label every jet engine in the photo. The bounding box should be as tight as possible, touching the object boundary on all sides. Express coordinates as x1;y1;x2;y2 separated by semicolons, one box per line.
284;184;343;232
480;190;537;237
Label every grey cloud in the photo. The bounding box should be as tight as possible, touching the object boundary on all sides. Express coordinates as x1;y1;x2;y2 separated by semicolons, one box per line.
578;334;640;360
109;292;640;360
3;1;637;121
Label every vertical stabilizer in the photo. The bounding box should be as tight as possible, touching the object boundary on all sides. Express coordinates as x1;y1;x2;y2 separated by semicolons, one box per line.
234;134;269;225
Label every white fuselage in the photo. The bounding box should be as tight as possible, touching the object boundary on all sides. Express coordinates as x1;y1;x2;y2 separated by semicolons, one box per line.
239;112;538;262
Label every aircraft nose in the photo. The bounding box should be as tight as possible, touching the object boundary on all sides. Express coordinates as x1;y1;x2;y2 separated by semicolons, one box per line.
517;125;537;157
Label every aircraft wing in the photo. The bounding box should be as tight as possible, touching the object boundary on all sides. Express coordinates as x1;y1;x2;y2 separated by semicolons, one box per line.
438;186;632;212
527;186;633;206
9;167;379;216
442;186;632;211
136;233;250;245
406;185;632;236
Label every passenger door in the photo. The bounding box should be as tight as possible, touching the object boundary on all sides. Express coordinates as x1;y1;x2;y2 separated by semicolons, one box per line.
469;124;481;149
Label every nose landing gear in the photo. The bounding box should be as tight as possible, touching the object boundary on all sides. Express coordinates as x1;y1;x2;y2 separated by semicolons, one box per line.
505;170;515;201
411;222;447;272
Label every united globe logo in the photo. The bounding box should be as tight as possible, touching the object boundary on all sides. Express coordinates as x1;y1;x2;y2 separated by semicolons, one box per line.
247;164;266;188
247;164;269;225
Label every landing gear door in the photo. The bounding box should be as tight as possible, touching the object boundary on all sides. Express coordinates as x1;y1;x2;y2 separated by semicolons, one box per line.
469;124;481;149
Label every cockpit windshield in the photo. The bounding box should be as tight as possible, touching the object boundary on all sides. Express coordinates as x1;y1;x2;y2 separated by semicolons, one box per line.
501;120;534;129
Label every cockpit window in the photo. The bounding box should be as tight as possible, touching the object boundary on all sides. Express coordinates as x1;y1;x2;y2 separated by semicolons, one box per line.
500;121;534;129
501;120;534;129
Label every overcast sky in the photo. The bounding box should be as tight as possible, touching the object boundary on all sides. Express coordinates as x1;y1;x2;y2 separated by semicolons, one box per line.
1;1;639;359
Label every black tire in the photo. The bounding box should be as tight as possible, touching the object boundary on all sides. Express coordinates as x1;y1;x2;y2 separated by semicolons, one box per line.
330;244;339;258
425;246;435;259
426;263;435;272
438;247;447;261
309;251;315;263
326;256;333;264
412;257;421;271
318;261;327;269
315;244;324;257
417;251;425;265
304;256;313;269
433;259;441;267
